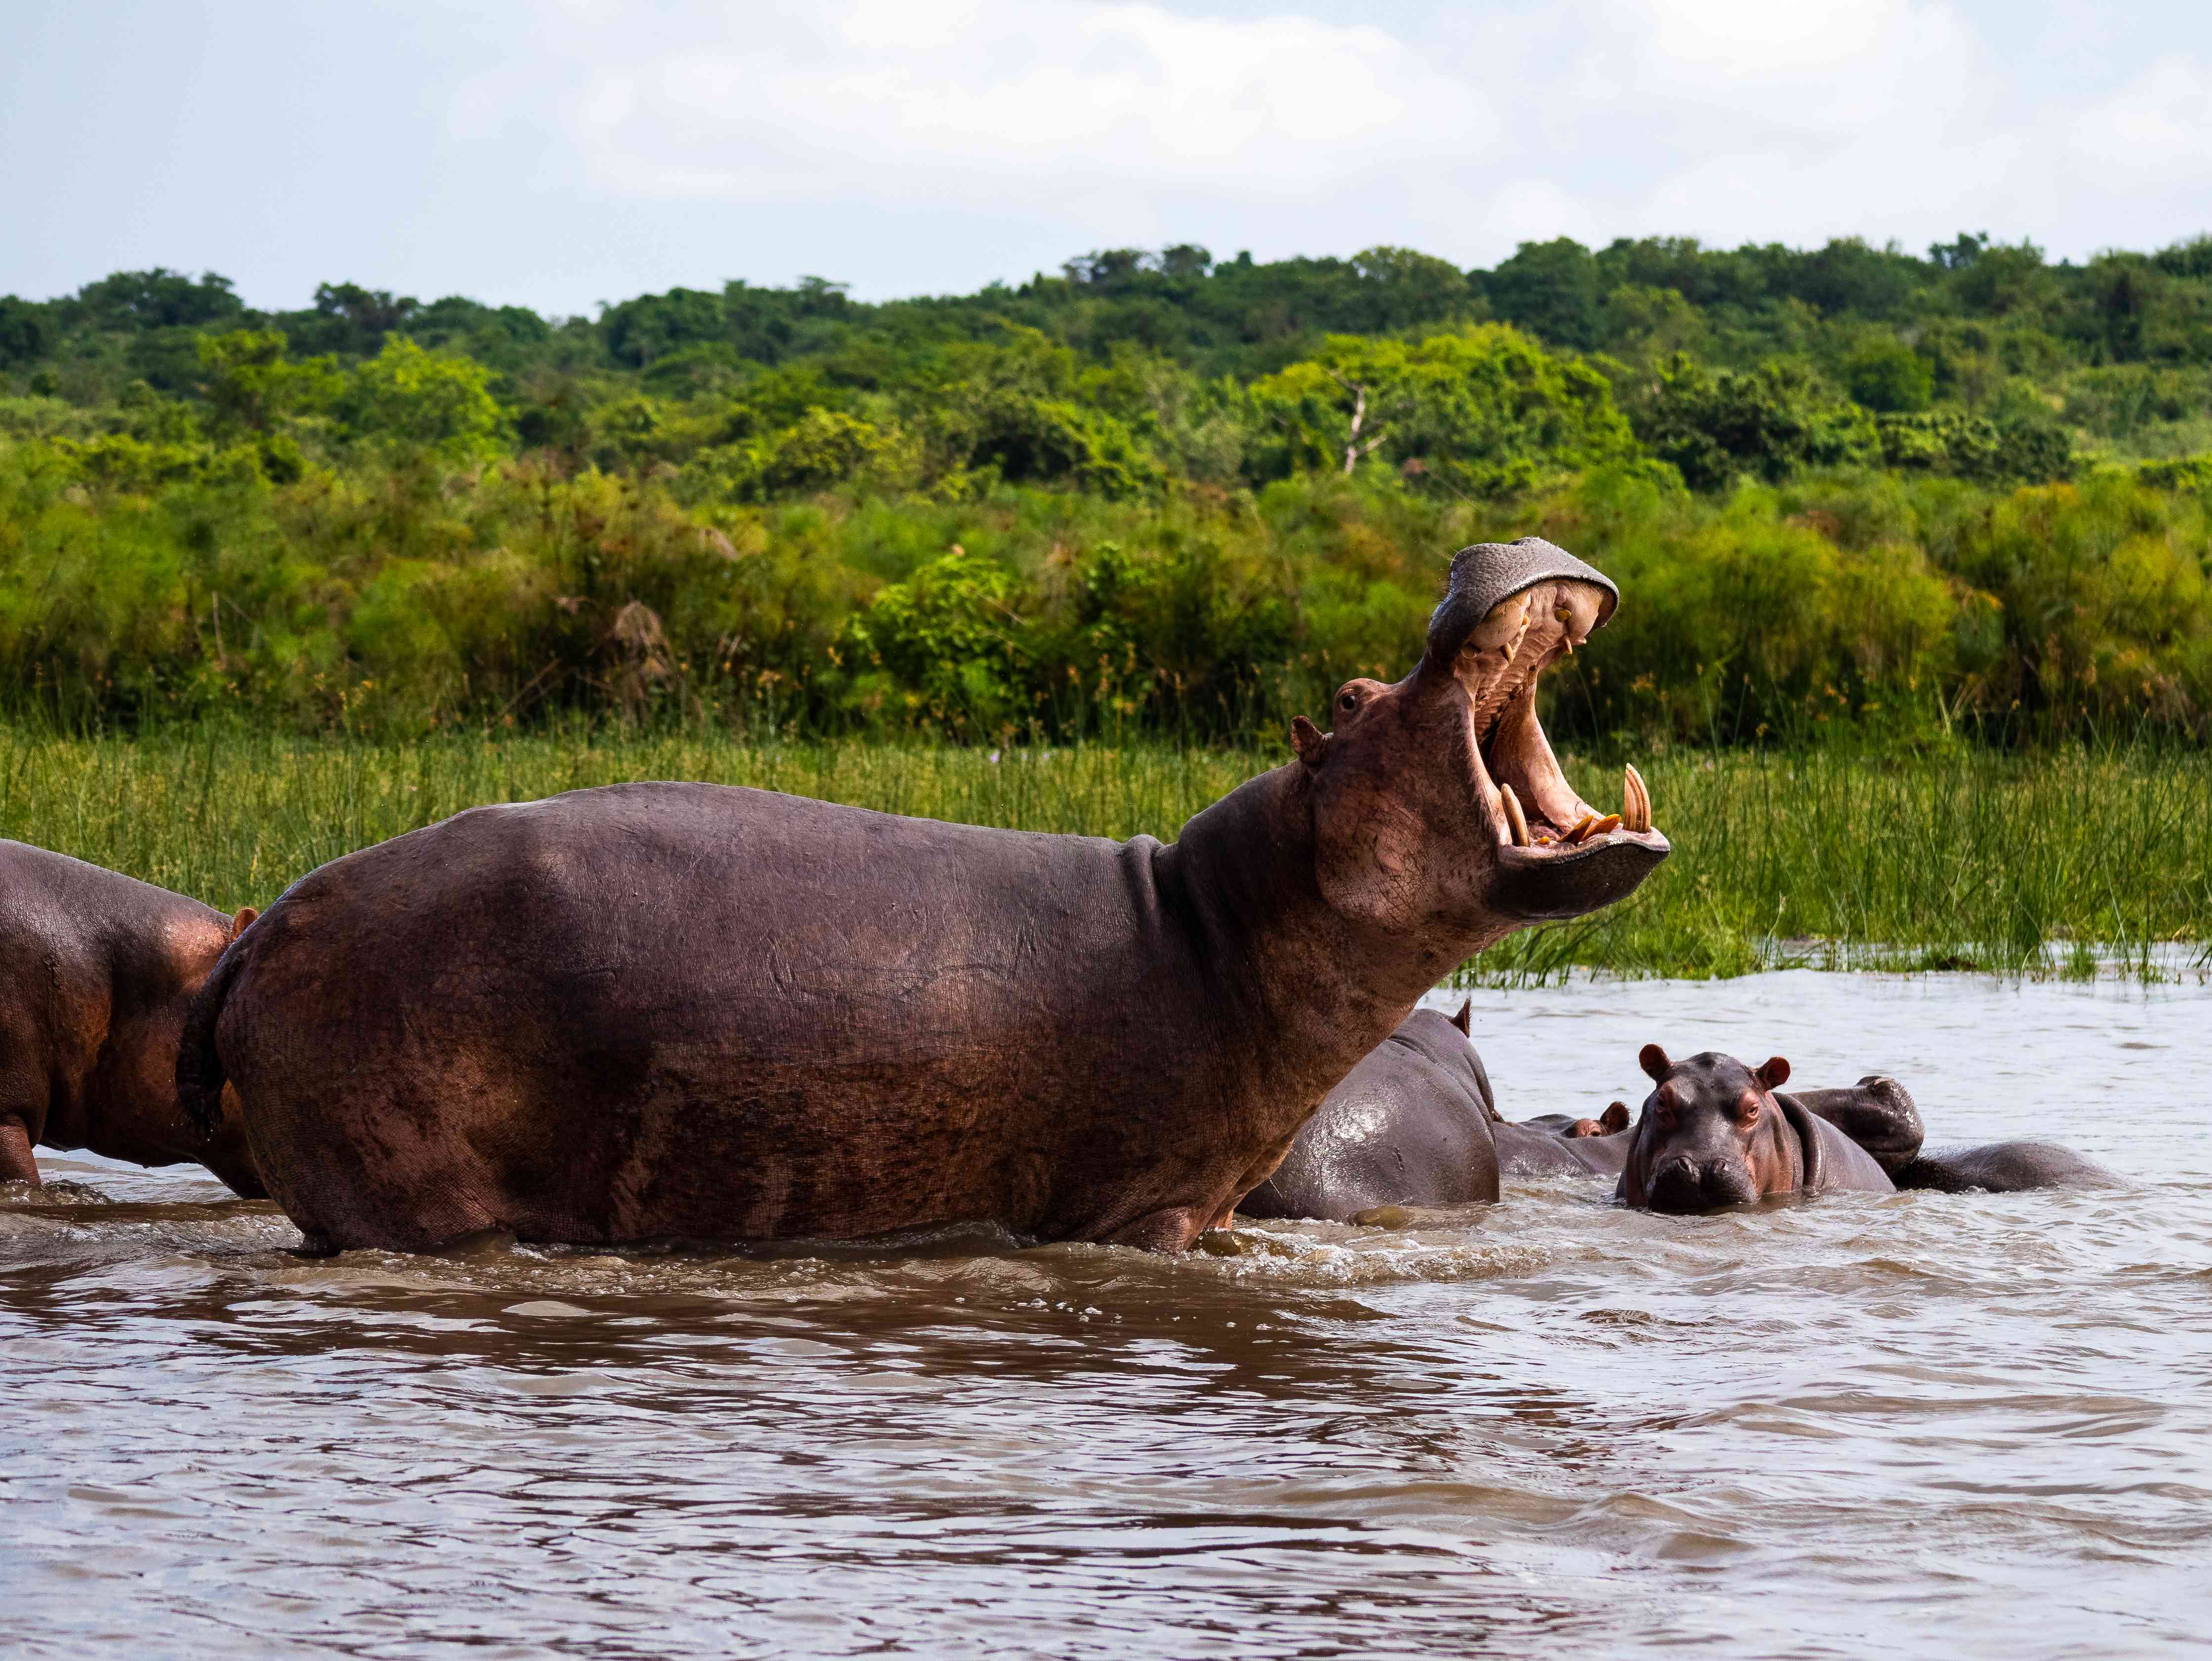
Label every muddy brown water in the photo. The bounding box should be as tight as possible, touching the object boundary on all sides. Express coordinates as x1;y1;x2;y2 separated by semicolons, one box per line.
4;970;2209;1659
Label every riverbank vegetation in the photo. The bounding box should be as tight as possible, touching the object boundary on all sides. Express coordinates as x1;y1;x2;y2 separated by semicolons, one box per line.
2;236;2209;744
3;728;2201;983
3;240;2206;977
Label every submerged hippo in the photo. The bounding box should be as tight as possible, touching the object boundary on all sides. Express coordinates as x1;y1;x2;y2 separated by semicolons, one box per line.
182;539;1670;1253
1495;1101;1633;1179
0;841;262;1196
1893;1142;2122;1193
1619;1046;2121;1212
1238;1003;1501;1221
1241;1006;1636;1221
1522;1104;1631;1140
1784;1078;2122;1193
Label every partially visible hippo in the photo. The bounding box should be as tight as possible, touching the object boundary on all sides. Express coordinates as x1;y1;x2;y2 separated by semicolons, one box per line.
1894;1142;2123;1194
0;841;262;1196
1617;1046;1892;1213
1239;1007;1636;1220
1777;1075;1925;1177
184;538;1670;1253
1238;1003;1500;1221
1495;1102;1632;1180
1757;1071;2122;1194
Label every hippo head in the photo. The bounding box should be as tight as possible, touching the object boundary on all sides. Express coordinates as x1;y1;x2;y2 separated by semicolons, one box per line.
1291;537;1668;942
1568;1102;1630;1138
1619;1046;1798;1213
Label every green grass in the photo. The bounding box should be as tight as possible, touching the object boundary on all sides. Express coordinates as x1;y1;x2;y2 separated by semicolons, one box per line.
0;727;2203;982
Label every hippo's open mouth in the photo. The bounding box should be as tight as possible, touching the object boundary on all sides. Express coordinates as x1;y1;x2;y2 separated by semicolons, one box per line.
1455;577;1669;908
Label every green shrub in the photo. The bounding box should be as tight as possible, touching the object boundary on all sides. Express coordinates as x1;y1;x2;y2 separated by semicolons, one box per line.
1247;326;1635;496
1633;358;1877;490
0;429;2205;742
1843;339;1934;413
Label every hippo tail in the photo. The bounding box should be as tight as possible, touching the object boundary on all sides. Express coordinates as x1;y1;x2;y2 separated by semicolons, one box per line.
177;931;250;1138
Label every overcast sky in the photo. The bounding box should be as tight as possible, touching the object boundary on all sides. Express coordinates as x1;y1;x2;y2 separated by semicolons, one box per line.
5;0;2208;314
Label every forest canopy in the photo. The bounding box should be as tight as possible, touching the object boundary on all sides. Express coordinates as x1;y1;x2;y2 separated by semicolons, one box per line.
1;233;2209;742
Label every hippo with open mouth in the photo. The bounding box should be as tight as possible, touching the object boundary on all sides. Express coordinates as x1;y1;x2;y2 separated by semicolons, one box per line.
180;537;1668;1254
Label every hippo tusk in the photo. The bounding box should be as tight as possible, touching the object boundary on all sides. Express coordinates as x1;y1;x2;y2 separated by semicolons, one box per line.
1623;763;1651;833
1498;783;1530;847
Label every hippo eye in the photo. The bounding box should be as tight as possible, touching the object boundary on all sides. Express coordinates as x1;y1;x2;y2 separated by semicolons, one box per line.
1337;690;1360;713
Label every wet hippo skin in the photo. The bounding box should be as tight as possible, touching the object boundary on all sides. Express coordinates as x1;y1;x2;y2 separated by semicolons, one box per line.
1239;1006;1632;1221
1784;1075;2123;1194
1778;1077;1925;1177
1493;1111;1632;1180
1239;1004;1501;1221
1894;1142;2123;1193
0;841;262;1196
182;540;1671;1253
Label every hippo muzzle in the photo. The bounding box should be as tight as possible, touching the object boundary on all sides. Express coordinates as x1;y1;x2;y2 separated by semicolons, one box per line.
1643;1153;1762;1214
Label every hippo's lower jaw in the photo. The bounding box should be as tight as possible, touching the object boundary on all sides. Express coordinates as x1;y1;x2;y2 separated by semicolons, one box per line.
1488;832;1671;922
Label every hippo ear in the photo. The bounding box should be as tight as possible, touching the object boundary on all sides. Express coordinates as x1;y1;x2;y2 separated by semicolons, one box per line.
1600;1101;1629;1134
1755;1056;1791;1091
1290;716;1330;770
229;906;259;941
1451;1000;1472;1037
1638;1043;1670;1082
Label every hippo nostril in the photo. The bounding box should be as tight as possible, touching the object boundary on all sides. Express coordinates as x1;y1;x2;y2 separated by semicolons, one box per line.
1646;1157;1704;1214
1700;1160;1759;1207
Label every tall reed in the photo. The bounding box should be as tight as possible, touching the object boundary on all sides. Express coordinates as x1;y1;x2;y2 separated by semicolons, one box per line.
0;727;2201;982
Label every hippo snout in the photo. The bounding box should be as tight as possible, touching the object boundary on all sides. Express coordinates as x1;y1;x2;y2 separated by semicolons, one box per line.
1644;1155;1759;1214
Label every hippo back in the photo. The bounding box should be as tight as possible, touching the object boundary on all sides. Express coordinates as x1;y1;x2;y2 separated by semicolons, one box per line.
1240;1010;1498;1220
1895;1142;2123;1193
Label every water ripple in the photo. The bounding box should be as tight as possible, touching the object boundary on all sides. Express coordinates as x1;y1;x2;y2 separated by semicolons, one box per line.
2;971;2208;1658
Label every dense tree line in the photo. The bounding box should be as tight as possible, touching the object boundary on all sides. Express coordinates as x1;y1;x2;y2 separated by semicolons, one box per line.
8;232;2212;465
0;235;2207;741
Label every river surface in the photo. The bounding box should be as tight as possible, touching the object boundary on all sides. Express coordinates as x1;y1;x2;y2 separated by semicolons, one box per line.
3;969;2208;1659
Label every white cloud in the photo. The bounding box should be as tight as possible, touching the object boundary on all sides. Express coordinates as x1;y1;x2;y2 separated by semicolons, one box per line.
438;0;2212;300
1640;0;1912;76
480;0;2134;283
530;1;1493;210
20;0;2198;311
2074;56;2212;172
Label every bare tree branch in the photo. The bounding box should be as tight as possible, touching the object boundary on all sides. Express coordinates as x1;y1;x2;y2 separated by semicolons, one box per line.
1323;369;1405;473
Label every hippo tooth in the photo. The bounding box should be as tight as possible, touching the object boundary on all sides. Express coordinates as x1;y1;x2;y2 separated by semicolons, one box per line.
1499;783;1530;847
1564;812;1598;844
1578;813;1622;842
1623;763;1651;833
